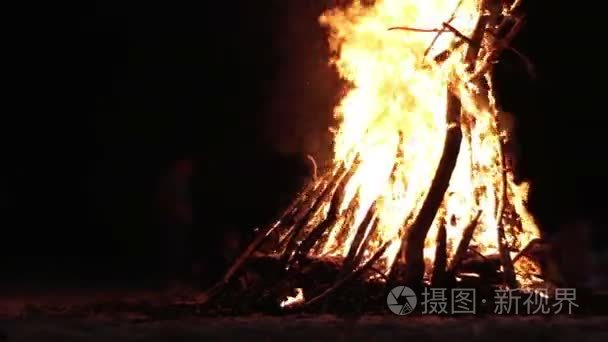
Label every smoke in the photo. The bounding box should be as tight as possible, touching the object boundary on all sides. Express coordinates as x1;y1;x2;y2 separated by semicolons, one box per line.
264;0;344;171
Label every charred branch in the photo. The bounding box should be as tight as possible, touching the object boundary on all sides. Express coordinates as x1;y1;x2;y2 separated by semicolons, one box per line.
351;212;384;268
470;16;533;81
447;210;482;273
290;176;360;267
433;39;466;64
306;154;319;181
294;242;391;311
389;13;488;288
496;139;518;288
389;87;463;287
512;238;545;264
341;202;378;274
431;219;448;286
424;0;464;58
280;160;354;267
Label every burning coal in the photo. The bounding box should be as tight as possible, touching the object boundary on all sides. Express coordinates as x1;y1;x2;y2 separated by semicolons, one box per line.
203;0;544;312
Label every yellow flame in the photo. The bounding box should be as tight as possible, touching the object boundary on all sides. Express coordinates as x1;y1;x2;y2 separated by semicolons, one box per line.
285;0;540;287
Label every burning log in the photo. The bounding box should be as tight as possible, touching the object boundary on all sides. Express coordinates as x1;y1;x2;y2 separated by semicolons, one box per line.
496;136;518;288
390;10;488;288
312;196;359;256
447;211;482;274
341;202;378;274
341;133;401;274
431;218;448;286
389;86;463;288
350;211;390;269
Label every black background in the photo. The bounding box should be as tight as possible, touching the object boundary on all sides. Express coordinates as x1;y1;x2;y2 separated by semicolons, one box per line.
2;0;607;287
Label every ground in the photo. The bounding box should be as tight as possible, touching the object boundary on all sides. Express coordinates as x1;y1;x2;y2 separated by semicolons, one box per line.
1;289;608;341
2;315;608;341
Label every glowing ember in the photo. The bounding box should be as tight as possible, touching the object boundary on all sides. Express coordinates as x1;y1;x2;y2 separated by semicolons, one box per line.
280;288;305;309
267;0;540;289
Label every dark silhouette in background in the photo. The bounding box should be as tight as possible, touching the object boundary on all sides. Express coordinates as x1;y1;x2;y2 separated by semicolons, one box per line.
2;0;606;288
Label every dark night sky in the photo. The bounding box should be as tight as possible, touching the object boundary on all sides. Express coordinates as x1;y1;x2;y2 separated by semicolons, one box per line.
2;1;607;286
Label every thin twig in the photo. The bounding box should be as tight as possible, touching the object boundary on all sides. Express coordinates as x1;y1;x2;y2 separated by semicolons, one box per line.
388;27;445;33
470;16;533;81
442;22;475;45
369;266;389;281
306;154;318;181
424;0;464;58
447;210;482;273
341;203;377;273
297;242;391;310
388;22;472;45
389;14;533;78
507;0;525;15
511;238;545;264
469;247;489;261
280;162;350;268
496;136;518;288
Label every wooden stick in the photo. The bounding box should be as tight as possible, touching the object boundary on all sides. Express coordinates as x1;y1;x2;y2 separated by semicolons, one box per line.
290;167;361;266
388;22;476;48
496;138;518;288
278;175;323;226
464;15;489;71
275;173;333;251
507;0;525;16
424;0;464;58
341;202;378;273
389;12;488;288
431;217;448;286
511;238;545;264
470;16;529;81
369;266;389;281
447;210;482;273
273;177;330;251
433;39;466;64
279;162;349;267
312;194;359;256
390;87;463;287
388;27;446;33
350;211;384;268
294;242;391;310
306;154;318;181
340;133;400;271
200;179;333;303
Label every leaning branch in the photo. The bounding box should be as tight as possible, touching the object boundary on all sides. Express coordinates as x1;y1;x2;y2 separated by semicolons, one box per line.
424;0;464;57
294;242;391;311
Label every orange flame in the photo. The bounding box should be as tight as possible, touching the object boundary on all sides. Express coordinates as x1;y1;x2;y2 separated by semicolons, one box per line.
278;0;541;287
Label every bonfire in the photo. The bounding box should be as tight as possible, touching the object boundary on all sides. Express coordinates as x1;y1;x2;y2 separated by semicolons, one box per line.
201;0;545;313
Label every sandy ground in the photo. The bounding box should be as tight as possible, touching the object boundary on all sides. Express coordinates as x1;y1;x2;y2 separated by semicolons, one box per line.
1;288;608;341
1;315;608;342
